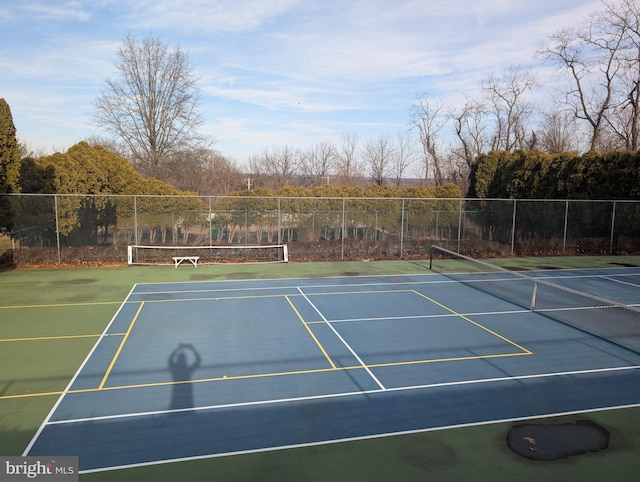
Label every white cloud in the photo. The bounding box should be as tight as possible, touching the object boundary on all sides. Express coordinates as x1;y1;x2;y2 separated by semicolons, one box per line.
20;1;92;21
123;0;301;33
204;0;599;86
1;0;608;163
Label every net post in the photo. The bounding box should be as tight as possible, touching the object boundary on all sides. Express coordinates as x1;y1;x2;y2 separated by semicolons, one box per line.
530;280;538;312
127;245;133;266
429;245;435;270
283;244;289;263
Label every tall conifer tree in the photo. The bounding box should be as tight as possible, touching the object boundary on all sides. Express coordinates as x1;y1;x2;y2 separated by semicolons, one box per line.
0;98;21;193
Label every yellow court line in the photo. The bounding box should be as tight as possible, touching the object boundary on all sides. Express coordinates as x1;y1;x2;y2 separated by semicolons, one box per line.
367;351;531;369
130;288;413;305
98;302;145;389
0;349;532;401
0;287;434;310
0;390;66;400
293;289;414;296
0;288;415;311
285;295;336;369
0;289;534;400
139;293;291;303
0;334;105;343
0;387;101;400
0;366;347;400
412;290;533;355
0;301;122;310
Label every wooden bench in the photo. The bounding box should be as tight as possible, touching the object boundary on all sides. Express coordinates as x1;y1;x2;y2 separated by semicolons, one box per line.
172;256;200;268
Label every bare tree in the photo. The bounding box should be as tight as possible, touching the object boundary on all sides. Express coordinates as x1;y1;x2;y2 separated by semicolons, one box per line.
451;95;488;168
391;132;416;188
539;5;626;151
335;132;361;186
411;95;447;185
444;150;472;193
259;146;299;189
247;153;268;189
362;134;394;186
482;65;536;152
299;140;336;187
93;32;208;178
538;109;580;153
600;0;640;150
163;149;244;195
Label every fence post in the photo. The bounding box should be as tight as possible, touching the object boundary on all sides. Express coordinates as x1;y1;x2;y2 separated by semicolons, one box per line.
400;198;405;259
457;199;463;253
341;197;345;260
133;196;138;245
563;200;569;253
208;197;212;247
610;201;617;254
244;208;248;243
54;194;61;265
511;199;517;255
277;197;282;245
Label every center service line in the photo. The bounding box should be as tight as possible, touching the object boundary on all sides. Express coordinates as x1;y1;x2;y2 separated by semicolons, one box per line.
296;287;386;390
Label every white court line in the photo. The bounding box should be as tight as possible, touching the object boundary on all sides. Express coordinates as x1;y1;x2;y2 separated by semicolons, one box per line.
127;268;640;298
127;272;439;287
128;284;301;297
32;270;640;473
49;364;640;426
128;280;447;298
314;309;531;324
296;286;386;390
22;283;140;456
601;275;640;289
79;398;640;475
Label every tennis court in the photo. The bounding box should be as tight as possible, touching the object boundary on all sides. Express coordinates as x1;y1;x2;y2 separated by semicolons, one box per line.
22;263;640;474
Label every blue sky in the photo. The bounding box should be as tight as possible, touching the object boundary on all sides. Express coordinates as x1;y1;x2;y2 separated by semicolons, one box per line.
1;0;603;166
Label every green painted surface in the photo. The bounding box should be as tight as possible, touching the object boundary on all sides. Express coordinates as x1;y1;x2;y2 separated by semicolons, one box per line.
1;257;639;481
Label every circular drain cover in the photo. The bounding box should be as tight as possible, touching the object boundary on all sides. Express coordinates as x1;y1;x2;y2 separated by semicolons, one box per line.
507;421;609;461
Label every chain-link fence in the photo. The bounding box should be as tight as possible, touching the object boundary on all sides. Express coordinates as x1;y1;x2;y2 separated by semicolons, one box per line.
1;194;639;266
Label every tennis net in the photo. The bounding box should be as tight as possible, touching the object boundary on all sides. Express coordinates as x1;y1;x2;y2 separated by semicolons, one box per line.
127;244;288;266
429;245;640;355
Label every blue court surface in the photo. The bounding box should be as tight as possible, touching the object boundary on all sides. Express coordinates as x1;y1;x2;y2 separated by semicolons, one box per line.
24;267;640;473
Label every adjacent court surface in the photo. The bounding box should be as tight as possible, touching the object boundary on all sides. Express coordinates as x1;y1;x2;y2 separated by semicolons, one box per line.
23;267;640;473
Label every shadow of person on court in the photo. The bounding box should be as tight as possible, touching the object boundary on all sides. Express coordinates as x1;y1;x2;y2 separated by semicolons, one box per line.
168;343;201;410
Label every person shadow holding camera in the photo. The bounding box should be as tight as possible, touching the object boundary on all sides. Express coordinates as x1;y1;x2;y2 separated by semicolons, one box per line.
168;343;201;410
